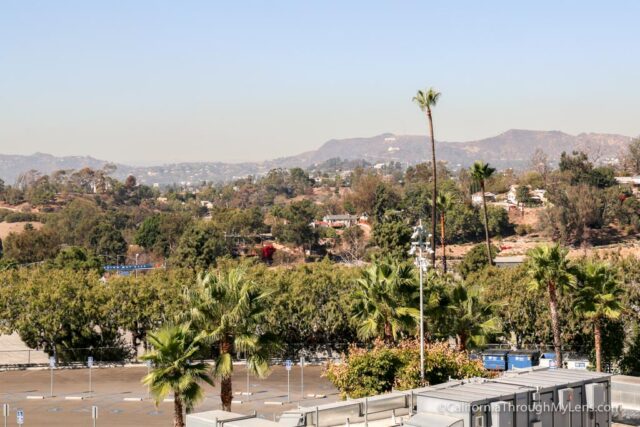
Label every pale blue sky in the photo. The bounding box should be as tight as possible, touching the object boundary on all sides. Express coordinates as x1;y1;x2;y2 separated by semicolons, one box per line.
1;1;638;164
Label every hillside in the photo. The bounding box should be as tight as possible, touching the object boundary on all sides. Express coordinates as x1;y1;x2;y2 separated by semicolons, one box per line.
0;130;631;185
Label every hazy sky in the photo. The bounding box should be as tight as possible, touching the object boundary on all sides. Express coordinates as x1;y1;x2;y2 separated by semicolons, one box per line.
1;1;639;165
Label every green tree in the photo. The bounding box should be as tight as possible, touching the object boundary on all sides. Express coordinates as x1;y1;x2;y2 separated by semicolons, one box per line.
457;244;498;279
107;271;189;352
486;205;514;237
574;262;624;372
539;183;607;245
467;266;548;348
435;192;455;273
624;137;640;174
373;183;399;222
262;261;358;352
351;260;418;343
559;151;616;188
326;340;485;398
172;222;229;270
620;330;640;375
271;200;318;250
0;268;126;361
413;88;441;265
89;222;128;263
470;161;496;265
526;244;576;367
444;283;500;351
371;214;412;260
516;185;531;206
3;226;60;263
25;176;57;205
442;204;483;243
50;246;102;271
184;267;277;411
135;215;162;251
142;325;213;427
47;198;102;247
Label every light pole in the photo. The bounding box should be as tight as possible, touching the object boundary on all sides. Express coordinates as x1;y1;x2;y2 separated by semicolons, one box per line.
409;220;433;383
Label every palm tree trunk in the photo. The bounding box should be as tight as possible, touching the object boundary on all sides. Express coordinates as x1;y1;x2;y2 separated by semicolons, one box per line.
440;213;447;273
221;375;233;411
594;320;602;372
480;181;493;265
427;109;437;265
457;333;466;351
548;281;563;368
384;321;393;344
174;395;185;427
220;341;233;411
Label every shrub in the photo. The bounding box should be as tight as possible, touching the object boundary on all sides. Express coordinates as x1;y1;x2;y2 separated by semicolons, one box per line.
457;243;499;278
325;340;486;399
515;224;533;236
486;206;514;237
3;212;39;223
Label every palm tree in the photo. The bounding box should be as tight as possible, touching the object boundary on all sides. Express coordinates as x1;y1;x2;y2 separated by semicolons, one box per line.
435;192;455;273
470;161;496;265
141;325;213;427
413;88;441;265
445;284;500;351
351;260;418;343
526;244;577;367
574;262;624;372
184;267;277;411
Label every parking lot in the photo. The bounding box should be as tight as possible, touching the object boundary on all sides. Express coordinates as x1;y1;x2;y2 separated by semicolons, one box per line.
0;364;339;426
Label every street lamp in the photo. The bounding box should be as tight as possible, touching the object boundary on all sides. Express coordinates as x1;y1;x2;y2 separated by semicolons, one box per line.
409;220;433;383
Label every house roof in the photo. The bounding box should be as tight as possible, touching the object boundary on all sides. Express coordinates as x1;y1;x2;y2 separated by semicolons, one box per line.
323;214;357;221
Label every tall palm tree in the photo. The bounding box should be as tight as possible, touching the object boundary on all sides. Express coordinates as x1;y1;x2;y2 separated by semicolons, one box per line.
141;325;213;427
445;284;500;351
574;262;624;372
413;88;441;265
470;161;496;265
526;244;577;367
435;192;455;273
184;267;277;411
351;260;418;343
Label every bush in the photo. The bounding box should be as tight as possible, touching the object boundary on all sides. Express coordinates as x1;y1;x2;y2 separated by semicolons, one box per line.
620;330;640;375
325;340;486;399
457;243;498;278
486;206;514;237
3;212;39;223
515;224;533;236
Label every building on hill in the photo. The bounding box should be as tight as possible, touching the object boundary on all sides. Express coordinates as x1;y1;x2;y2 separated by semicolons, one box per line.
321;214;359;228
615;176;640;188
471;192;496;207
507;185;547;206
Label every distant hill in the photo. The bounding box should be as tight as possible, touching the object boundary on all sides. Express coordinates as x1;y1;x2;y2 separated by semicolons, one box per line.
0;130;632;185
0;152;131;185
283;129;631;170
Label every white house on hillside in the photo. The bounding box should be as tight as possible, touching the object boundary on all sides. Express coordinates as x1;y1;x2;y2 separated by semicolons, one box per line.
471;192;496;207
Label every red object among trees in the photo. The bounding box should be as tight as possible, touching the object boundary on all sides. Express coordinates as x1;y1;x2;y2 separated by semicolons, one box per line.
261;245;276;263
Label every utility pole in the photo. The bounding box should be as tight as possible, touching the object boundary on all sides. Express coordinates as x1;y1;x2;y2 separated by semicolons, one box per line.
300;356;305;400
410;220;433;383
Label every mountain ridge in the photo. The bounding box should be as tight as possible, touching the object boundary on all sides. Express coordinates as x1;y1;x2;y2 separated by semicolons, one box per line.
0;129;632;185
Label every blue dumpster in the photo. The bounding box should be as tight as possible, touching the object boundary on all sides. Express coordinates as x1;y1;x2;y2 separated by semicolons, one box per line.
507;350;540;370
482;350;509;371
